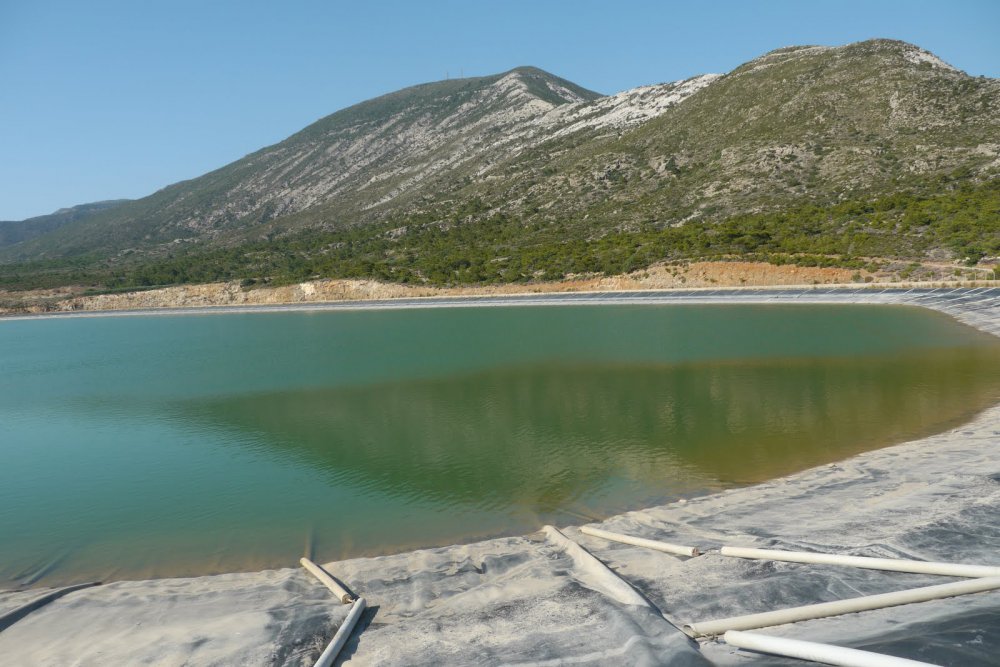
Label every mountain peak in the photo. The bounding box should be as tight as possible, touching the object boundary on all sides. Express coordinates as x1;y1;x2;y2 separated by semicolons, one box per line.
839;39;961;73
496;66;602;105
746;39;964;77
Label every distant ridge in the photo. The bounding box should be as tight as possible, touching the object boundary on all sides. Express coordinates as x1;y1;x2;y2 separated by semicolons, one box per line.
0;200;130;249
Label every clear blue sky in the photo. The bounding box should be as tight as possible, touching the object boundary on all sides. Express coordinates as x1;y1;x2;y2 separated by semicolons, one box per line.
2;0;998;220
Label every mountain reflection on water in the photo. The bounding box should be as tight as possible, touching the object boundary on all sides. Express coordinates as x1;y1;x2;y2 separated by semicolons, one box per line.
188;347;1000;511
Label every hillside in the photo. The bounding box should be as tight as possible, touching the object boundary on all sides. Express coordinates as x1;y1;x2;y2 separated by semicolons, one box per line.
1;39;997;291
0;68;597;261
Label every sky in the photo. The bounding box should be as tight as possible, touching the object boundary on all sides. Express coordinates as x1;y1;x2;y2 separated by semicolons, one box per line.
1;0;998;220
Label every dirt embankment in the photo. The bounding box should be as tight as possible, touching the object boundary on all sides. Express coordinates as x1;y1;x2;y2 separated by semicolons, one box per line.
0;260;985;316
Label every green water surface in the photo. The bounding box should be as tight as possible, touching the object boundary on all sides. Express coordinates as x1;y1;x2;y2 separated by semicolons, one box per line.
1;304;999;586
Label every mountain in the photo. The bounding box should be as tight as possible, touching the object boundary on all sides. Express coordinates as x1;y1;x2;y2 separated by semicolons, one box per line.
1;40;997;290
0;66;721;265
0;200;129;249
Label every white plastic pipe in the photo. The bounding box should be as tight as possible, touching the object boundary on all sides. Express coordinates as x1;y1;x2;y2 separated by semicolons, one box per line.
301;557;356;604
315;597;367;667
721;546;1000;578
724;631;939;667
580;526;699;557
684;576;1000;637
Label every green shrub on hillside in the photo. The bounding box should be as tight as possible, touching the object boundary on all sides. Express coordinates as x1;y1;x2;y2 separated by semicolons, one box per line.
0;180;996;292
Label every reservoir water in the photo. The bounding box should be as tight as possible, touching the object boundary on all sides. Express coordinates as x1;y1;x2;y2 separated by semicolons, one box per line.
2;304;999;587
